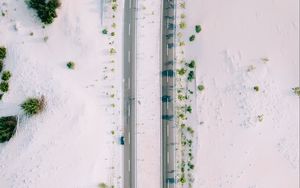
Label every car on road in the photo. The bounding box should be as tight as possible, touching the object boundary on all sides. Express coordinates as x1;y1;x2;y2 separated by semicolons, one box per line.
120;136;125;145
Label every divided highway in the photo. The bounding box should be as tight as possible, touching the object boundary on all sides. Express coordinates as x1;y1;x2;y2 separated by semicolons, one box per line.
161;0;177;187
123;0;137;188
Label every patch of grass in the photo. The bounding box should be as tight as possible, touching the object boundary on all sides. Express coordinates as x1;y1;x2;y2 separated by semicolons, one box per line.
179;22;186;29
1;71;11;81
253;86;259;92
0;116;18;143
21;97;45;116
27;0;61;25
0;46;6;60
292;87;300;96
189;35;195;42
177;68;186;76
198;85;205;91
195;25;202;33
0;81;9;92
66;61;75;69
179;176;186;184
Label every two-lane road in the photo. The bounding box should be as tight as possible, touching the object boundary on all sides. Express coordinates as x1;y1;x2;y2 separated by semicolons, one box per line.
123;0;137;188
161;0;177;187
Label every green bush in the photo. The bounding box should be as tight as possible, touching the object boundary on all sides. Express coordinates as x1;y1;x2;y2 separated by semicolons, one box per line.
67;61;75;69
27;0;61;25
0;46;6;60
292;87;300;96
1;71;11;81
195;25;202;33
102;29;108;34
189;35;195;42
187;71;195;81
21;97;45;116
0;81;9;92
188;60;195;69
0;116;17;143
0;60;3;72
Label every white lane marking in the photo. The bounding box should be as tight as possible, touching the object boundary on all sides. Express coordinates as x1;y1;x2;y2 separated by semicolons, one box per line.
128;102;131;116
167;151;169;164
167;124;169;137
128;77;131;89
128;131;131;145
166;101;169;110
129;0;131;8
129;24;131;35
128;51;131;63
128;159;131;172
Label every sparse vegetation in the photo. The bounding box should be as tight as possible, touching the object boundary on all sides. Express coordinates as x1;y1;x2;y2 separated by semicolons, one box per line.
258;114;264;122
27;0;61;25
292;87;300;96
1;71;11;81
0;46;6;60
0;81;9;92
98;183;108;188
0;116;18;143
67;61;75;69
21;97;45;116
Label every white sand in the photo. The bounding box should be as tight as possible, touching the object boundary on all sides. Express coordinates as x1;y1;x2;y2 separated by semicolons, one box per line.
0;0;121;187
184;0;299;187
135;0;162;187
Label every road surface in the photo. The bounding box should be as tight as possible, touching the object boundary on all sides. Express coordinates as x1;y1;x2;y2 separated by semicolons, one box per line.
161;0;177;187
123;0;137;188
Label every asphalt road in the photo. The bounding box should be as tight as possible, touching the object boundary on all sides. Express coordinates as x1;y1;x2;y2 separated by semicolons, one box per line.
161;0;177;187
123;0;137;188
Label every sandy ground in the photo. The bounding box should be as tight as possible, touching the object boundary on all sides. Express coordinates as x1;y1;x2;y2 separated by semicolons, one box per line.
136;0;161;187
184;0;299;187
0;0;120;187
0;0;298;188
